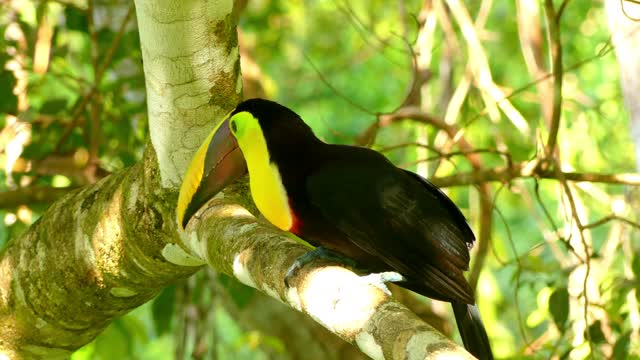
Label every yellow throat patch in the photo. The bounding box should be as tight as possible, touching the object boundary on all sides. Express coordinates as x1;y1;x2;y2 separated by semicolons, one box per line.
230;112;293;231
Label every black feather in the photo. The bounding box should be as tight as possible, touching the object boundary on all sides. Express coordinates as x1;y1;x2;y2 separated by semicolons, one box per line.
304;145;475;303
453;302;494;360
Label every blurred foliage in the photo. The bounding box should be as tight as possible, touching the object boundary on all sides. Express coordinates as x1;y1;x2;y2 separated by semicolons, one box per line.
1;0;639;359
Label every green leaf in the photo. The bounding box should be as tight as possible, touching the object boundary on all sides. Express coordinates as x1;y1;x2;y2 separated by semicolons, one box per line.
549;287;569;330
586;320;606;344
93;320;130;360
39;98;68;115
120;314;149;344
218;273;255;309
612;332;631;359
632;255;640;279
65;6;88;32
192;272;208;304
0;70;17;114
151;284;175;336
259;334;286;353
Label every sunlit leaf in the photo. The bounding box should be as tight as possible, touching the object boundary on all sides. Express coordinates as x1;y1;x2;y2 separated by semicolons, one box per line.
69;341;95;360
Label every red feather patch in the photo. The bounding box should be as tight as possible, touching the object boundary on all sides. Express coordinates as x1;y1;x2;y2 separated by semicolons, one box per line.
288;199;303;235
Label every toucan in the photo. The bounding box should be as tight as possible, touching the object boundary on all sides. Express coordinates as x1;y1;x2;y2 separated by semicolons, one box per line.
177;98;494;360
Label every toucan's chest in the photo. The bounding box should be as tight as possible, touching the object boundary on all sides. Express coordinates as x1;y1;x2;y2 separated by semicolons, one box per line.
247;160;296;232
246;150;316;236
285;190;387;268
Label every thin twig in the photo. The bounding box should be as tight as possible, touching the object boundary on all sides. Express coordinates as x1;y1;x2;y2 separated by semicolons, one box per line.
526;179;569;265
557;0;572;20
468;35;614;125
533;178;581;262
87;0;99;74
447;0;529;134
468;182;493;291
54;4;135;153
378;107;640;186
303;53;375;116
432;162;640;187
402;149;511;170
556;169;593;351
582;214;640;230
492;197;530;344
543;0;564;158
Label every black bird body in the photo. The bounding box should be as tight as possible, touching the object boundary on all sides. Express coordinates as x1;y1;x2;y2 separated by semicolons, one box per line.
276;141;476;304
178;99;494;359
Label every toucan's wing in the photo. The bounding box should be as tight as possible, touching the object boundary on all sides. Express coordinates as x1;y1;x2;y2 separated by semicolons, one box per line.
306;150;475;303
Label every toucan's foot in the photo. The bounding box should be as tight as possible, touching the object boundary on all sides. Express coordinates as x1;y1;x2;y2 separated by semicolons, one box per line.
357;271;406;295
284;247;358;287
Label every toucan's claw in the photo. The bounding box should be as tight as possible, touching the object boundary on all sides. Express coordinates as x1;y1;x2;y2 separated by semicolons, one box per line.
284;246;358;287
283;247;405;295
357;271;406;295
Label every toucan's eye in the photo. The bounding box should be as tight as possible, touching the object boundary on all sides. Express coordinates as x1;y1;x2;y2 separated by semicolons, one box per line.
230;120;237;133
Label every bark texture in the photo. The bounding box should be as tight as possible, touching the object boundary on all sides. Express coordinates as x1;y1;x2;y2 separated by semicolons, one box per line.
136;0;242;187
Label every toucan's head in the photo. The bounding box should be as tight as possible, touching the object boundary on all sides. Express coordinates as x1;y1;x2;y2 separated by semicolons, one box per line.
176;98;317;229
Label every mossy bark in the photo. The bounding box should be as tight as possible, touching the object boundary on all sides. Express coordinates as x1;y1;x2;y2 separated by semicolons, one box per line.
0;147;198;359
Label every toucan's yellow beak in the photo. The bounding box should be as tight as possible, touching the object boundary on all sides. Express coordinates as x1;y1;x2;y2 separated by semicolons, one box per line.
177;117;248;229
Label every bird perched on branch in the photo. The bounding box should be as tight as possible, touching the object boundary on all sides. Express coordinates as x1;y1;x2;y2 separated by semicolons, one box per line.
177;98;494;360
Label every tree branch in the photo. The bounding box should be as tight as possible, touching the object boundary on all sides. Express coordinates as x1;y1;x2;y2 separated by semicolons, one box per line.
432;162;640;187
54;4;135;153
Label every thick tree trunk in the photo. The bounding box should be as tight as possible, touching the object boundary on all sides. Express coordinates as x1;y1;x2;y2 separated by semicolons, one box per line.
0;1;240;357
0;1;471;359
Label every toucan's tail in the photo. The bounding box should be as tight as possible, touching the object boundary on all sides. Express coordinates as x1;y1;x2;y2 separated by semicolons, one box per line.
452;302;494;360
